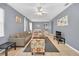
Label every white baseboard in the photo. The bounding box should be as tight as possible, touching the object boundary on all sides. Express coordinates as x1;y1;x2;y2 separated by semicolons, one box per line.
66;44;79;53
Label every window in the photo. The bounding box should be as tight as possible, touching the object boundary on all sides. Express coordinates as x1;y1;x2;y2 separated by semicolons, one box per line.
24;17;27;31
0;8;4;37
29;22;32;32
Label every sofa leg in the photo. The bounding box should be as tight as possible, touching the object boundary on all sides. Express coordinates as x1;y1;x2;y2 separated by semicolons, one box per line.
32;52;33;55
43;53;44;55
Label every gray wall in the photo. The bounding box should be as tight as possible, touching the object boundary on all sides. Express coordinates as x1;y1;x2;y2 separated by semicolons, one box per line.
53;3;79;50
0;3;24;45
32;22;52;33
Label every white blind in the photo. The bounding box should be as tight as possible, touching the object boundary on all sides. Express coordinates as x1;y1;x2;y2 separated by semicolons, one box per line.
29;22;32;32
24;17;27;31
0;8;4;37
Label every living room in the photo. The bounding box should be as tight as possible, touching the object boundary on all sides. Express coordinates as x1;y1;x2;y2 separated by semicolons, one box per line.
0;2;79;57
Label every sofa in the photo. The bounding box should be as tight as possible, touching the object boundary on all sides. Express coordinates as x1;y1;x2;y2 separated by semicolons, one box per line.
8;32;32;46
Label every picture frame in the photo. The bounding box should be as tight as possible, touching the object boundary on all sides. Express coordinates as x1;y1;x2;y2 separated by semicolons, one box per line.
57;15;68;26
16;16;21;23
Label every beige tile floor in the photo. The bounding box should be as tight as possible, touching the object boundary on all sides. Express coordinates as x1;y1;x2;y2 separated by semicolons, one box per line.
0;33;79;56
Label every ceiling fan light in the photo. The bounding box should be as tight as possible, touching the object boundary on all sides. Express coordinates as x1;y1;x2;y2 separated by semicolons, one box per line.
35;4;48;16
35;12;42;16
42;11;48;13
37;12;42;16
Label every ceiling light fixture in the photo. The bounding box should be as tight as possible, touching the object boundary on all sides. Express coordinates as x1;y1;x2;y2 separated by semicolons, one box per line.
35;4;47;16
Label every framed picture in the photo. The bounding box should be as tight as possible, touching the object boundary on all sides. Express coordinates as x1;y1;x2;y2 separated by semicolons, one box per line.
64;16;68;26
16;16;21;23
57;15;68;26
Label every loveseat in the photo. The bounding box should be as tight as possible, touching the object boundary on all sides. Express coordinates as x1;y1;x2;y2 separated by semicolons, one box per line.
8;32;32;46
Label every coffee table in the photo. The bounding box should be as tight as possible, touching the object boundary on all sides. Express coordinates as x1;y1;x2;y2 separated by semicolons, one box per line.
31;39;45;55
0;42;16;56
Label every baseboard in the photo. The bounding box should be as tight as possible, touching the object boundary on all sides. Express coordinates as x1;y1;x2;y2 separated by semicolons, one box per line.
66;44;79;53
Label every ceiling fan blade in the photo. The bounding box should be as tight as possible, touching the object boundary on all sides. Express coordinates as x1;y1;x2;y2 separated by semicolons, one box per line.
34;5;48;16
43;11;47;13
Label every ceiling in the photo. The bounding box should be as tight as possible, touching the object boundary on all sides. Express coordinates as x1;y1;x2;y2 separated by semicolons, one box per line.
8;3;72;22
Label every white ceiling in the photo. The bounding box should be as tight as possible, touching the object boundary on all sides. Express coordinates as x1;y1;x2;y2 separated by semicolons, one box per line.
8;3;72;22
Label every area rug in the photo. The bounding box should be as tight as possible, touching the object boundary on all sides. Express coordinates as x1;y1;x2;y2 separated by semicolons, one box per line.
24;37;59;52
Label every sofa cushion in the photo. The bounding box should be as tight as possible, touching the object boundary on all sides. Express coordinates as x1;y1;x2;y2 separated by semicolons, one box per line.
16;33;20;38
10;32;32;38
9;35;17;38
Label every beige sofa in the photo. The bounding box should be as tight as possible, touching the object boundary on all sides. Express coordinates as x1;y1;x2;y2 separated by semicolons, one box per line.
8;32;32;46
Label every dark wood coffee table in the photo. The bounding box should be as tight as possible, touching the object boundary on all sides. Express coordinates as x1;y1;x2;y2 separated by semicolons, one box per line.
0;42;16;56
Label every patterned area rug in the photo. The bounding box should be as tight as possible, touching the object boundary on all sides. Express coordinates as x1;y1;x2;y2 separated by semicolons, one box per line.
24;37;59;52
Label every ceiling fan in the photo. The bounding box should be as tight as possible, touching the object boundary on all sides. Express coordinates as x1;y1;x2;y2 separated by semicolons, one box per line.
35;4;48;16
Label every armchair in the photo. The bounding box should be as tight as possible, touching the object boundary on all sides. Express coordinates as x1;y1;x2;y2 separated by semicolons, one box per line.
56;31;65;44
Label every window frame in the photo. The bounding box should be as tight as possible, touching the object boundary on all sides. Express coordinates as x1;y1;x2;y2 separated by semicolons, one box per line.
0;8;4;37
